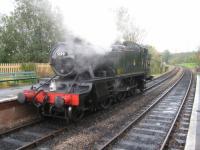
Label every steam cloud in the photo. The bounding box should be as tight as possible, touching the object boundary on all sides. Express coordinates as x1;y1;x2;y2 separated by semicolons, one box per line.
60;34;110;74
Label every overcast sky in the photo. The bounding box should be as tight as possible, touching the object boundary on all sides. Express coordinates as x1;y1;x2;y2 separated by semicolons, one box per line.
1;0;200;53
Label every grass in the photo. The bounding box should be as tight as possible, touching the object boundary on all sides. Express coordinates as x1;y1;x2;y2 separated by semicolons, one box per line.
178;63;198;69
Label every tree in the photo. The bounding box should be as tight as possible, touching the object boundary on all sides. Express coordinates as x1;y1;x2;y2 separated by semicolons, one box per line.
168;51;198;65
196;47;200;65
0;0;67;63
146;45;162;74
116;7;143;43
161;50;171;64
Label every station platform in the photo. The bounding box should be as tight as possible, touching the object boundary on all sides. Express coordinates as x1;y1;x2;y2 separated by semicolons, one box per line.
0;85;31;102
185;74;200;150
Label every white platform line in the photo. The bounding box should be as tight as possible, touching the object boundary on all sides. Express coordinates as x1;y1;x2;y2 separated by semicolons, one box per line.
0;96;17;103
185;75;199;150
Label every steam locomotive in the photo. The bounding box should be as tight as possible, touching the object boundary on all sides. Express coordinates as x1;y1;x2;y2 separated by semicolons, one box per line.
17;41;152;121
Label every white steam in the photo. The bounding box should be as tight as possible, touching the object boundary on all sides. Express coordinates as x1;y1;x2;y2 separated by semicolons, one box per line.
58;36;106;74
51;0;118;54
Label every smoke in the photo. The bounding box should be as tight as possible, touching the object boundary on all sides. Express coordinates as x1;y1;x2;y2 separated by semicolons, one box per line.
48;0;126;75
64;34;103;56
51;0;118;54
57;34;107;74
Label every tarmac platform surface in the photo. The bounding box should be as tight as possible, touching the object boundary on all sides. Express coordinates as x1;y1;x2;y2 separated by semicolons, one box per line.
0;85;31;102
185;74;200;150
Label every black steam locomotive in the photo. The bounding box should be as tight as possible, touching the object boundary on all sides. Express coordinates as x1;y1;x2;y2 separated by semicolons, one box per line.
18;41;152;121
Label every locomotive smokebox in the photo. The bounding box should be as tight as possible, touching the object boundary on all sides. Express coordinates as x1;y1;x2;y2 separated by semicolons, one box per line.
50;43;75;77
49;42;103;77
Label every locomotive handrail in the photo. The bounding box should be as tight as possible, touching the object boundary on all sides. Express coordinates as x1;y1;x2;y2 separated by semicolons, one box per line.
66;74;80;93
82;71;145;83
35;74;57;90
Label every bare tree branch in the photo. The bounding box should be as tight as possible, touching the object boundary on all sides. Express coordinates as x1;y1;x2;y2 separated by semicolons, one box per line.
116;7;144;43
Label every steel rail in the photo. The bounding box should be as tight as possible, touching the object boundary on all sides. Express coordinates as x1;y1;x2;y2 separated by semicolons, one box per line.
145;67;179;91
16;127;68;150
146;66;177;83
0;119;43;137
96;69;187;150
13;69;181;150
0;68;180;150
159;71;193;150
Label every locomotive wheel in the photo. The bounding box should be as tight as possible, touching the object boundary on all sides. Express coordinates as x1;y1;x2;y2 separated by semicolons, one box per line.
116;92;126;102
129;88;136;96
68;107;84;122
100;96;113;109
38;106;50;119
139;88;144;93
37;107;44;118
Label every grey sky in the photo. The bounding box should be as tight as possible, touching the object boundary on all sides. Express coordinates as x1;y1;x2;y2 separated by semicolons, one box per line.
1;0;200;53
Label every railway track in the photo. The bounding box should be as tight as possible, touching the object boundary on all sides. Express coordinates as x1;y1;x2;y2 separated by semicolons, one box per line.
0;68;179;150
94;69;192;150
0;119;69;150
145;67;178;91
164;75;196;149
